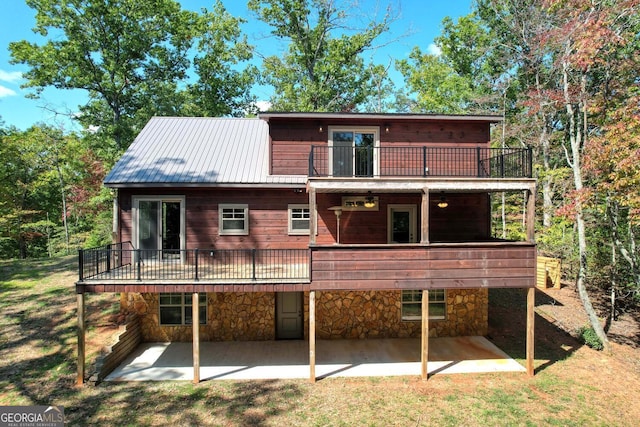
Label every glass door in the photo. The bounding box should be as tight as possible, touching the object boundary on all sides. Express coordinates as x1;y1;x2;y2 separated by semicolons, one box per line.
135;197;184;261
388;205;417;243
330;128;377;177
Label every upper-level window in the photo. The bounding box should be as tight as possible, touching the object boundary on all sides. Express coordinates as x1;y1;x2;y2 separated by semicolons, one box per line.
288;204;310;235
329;126;379;177
219;204;249;235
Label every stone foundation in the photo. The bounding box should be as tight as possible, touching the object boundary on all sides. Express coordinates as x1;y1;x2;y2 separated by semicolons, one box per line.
315;289;488;339
127;289;488;342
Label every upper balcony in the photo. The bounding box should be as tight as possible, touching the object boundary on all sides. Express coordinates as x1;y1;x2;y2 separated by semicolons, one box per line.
308;146;532;179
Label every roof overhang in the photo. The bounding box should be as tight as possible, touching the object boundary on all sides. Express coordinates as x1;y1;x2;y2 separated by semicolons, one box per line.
258;112;503;123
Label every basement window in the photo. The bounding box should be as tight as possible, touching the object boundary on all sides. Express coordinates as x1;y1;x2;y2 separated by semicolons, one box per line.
159;293;207;325
401;289;446;321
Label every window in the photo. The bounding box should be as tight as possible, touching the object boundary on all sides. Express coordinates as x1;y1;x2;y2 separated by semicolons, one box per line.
288;205;310;235
159;293;207;325
401;289;446;321
219;204;248;235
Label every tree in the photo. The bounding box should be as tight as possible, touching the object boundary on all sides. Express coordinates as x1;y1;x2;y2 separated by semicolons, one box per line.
248;0;396;111
10;0;256;156
396;47;475;114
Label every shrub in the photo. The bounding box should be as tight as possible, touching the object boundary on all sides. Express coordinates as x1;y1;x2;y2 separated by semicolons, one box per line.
577;325;604;350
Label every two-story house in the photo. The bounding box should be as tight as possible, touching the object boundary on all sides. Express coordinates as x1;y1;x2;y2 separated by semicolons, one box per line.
75;112;536;384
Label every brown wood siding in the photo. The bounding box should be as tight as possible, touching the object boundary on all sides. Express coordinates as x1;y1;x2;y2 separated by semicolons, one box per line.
117;188;311;251
314;192;489;245
310;244;536;291
269;119;491;176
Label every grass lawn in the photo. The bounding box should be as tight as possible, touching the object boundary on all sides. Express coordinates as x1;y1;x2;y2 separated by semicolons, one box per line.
1;255;639;426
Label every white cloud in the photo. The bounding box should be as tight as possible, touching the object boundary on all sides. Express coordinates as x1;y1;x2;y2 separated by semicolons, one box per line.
426;43;442;56
255;100;272;112
0;85;17;98
0;70;23;83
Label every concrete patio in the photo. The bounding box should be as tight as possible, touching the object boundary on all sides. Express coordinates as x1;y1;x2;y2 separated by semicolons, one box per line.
105;336;525;382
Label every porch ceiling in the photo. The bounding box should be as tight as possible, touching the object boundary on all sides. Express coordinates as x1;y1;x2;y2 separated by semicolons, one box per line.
307;177;536;193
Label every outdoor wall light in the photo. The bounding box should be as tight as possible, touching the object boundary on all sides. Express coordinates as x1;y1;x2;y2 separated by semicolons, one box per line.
437;193;449;209
364;192;376;208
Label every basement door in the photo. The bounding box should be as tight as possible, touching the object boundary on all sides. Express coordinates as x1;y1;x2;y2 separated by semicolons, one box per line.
276;292;303;339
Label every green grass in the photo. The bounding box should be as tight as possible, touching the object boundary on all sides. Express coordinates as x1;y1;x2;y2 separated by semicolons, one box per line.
1;256;639;426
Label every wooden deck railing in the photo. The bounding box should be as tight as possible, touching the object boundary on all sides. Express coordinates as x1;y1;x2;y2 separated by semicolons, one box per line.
78;242;310;282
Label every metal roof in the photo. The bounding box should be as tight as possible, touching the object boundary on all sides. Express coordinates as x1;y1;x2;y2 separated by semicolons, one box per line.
258;112;503;122
104;117;306;188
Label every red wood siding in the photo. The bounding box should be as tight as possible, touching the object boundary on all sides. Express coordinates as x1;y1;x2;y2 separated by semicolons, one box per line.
310;243;536;291
117;188;311;251
314;192;490;245
269;118;491;176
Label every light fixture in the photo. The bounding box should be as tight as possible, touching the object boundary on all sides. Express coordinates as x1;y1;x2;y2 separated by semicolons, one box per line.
364;191;376;208
437;193;448;209
318;123;324;133
384;123;391;133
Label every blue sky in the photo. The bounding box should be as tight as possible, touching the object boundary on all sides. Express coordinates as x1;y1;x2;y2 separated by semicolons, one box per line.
0;0;472;131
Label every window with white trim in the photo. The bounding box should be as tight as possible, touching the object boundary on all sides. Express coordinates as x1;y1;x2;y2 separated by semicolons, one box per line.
401;289;446;321
288;204;310;235
159;293;207;325
219;204;249;235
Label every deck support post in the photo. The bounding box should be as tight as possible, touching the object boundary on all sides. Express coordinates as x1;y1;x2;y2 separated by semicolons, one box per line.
421;289;429;380
421;190;430;244
309;290;316;383
526;286;535;376
193;291;200;384
76;291;85;386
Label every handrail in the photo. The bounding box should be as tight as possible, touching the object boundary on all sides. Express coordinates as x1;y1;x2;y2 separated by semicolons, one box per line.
78;247;310;282
308;146;532;178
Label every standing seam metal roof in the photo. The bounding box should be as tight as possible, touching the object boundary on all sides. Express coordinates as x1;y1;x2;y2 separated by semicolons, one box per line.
103;117;305;187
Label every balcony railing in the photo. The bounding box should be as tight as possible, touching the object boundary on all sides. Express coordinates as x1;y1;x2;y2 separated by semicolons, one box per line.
78;242;310;283
308;146;533;178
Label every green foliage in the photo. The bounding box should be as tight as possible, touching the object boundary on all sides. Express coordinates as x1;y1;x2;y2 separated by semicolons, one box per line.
11;0;256;158
577;326;604;351
249;0;394;111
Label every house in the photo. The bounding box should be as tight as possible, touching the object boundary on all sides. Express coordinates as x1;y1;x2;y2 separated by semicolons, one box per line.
75;112;537;384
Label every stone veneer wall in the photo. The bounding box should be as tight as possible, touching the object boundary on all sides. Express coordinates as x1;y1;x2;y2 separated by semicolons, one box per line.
127;292;276;342
315;289;488;339
128;288;487;342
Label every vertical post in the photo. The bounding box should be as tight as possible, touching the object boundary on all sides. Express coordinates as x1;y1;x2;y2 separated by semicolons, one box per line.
421;190;429;244
421;289;429;380
422;146;427;177
309;146;314;176
194;249;199;281
77;291;85;386
309;290;316;383
251;249;257;280
106;245;111;272
136;249;141;281
193;292;200;384
526;187;536;244
78;249;84;281
526;287;535;377
476;147;482;177
309;187;317;245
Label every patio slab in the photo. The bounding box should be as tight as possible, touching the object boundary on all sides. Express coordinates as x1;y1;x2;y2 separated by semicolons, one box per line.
105;336;525;382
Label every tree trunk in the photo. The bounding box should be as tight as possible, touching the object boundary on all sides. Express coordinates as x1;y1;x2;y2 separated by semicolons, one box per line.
563;60;610;351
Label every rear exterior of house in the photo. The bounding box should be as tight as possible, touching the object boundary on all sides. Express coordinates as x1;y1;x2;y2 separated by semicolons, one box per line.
76;112;536;383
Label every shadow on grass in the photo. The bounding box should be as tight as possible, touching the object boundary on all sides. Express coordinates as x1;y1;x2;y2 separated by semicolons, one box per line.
487;287;582;375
